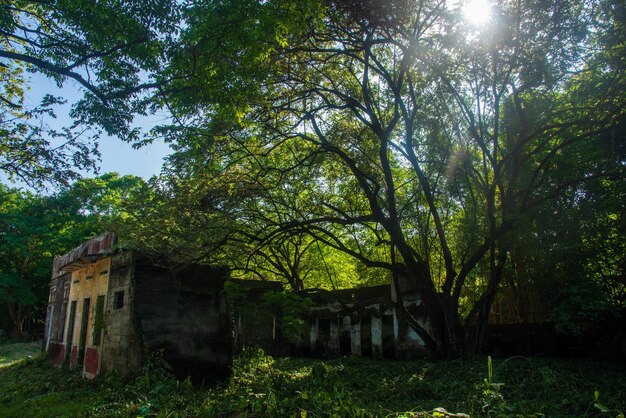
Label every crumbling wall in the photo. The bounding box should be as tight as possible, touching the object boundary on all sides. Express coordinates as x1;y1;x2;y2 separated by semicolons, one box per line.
305;285;428;359
65;257;111;377
44;233;117;376
46;235;234;381
132;258;231;382
393;298;429;359
229;280;284;355
46;234;431;382
391;276;429;358
100;251;142;376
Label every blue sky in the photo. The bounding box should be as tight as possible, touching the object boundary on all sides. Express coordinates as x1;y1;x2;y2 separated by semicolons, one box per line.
95;134;171;179
22;73;172;182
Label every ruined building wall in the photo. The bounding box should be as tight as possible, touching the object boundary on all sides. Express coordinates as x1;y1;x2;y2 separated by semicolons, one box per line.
45;268;70;364
307;306;428;359
306;285;428;359
45;232;116;377
100;251;142;377
64;257;112;378
45;236;233;381
132;258;231;381
232;303;276;355
228;283;429;360
229;280;282;355
46;235;431;382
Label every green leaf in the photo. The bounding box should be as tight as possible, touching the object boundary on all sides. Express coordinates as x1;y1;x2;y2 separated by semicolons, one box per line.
594;402;609;413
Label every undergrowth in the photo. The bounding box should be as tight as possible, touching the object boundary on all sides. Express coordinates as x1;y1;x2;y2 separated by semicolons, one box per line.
0;343;624;417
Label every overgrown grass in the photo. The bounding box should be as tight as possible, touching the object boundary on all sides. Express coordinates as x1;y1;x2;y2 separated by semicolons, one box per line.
0;342;624;417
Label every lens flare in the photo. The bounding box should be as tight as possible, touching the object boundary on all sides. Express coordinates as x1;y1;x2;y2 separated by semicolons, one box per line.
462;0;491;26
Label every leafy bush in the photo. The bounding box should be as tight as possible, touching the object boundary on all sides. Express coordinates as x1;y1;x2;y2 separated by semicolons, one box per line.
549;281;615;336
90;351;204;417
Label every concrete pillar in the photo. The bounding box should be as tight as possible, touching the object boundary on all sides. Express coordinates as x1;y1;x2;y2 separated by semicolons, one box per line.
309;318;318;353
371;315;383;358
340;315;351;355
393;308;399;340
236;314;243;350
392;308;402;357
329;319;339;354
351;315;361;355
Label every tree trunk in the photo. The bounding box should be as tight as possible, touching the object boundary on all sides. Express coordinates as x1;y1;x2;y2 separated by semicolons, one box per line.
8;303;27;340
397;262;460;359
465;248;507;354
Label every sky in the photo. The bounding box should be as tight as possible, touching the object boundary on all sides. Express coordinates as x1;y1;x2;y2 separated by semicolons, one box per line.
95;135;171;179
17;73;172;186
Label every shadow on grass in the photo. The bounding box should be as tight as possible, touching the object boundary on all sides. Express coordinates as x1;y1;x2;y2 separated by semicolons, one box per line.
211;351;626;417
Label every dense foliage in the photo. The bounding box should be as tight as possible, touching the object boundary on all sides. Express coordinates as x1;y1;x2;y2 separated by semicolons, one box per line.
0;0;180;187
138;0;626;355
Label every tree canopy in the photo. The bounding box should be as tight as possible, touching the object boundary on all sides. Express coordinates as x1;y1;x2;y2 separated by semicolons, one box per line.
0;0;179;187
144;0;624;355
0;0;623;356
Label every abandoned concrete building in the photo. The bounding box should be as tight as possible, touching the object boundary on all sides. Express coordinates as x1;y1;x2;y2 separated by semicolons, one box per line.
303;283;427;359
44;233;231;380
44;233;429;380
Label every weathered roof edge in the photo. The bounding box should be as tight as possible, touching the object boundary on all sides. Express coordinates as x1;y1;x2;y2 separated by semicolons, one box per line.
55;232;116;273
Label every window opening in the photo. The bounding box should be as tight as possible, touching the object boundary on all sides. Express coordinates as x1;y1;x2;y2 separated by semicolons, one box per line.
114;291;124;310
65;301;77;362
57;302;68;341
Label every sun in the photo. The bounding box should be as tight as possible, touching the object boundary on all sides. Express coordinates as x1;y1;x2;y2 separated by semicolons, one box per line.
462;0;492;26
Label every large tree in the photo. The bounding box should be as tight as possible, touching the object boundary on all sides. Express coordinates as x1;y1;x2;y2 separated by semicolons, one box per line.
153;0;625;356
4;0;622;356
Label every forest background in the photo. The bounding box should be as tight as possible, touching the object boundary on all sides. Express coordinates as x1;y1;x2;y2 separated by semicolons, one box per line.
0;0;624;358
